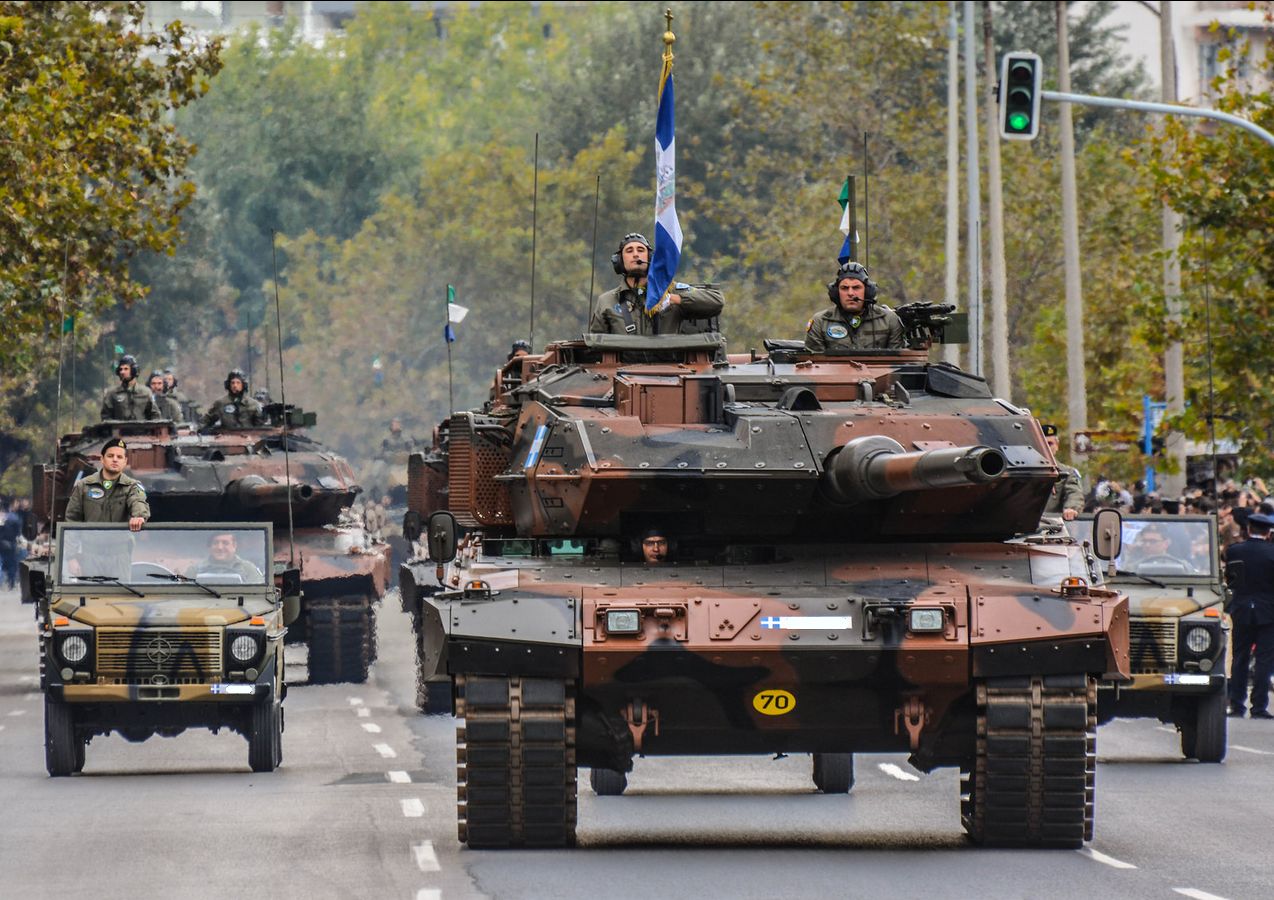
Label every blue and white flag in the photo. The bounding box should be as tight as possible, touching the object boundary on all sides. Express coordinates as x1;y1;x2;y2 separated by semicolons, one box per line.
647;54;682;312
445;284;466;343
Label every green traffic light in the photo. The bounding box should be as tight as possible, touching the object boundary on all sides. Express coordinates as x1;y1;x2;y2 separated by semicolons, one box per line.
1008;112;1030;132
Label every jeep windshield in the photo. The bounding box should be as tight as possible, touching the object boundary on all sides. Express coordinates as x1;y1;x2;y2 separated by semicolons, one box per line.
57;525;270;588
1067;517;1217;579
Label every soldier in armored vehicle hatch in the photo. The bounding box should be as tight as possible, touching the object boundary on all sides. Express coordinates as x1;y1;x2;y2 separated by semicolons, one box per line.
588;232;723;336
200;369;265;431
100;355;161;422
804;262;905;352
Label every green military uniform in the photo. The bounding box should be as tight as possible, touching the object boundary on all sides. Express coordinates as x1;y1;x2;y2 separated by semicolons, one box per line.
186;554;262;583
65;471;151;523
153;391;182;421
804;304;906;352
1043;466;1085;516
100;383;161;421
588;281;724;336
200;393;265;430
165;387;193;421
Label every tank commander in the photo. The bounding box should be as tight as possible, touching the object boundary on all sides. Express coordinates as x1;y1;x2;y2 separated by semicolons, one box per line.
65;438;150;532
588;232;723;336
1041;424;1083;521
162;368;196;420
187;531;263;583
640;526;670;565
147;371;183;421
200;369;266;431
382;418;414;453
804;262;905;352
100;355;161;422
508;340;532;361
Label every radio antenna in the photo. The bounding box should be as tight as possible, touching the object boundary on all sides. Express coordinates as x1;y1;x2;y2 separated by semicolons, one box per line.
862;131;870;270
49;241;70;529
270;230;295;566
1203;226;1218;510
586;174;600;326
529;132;540;350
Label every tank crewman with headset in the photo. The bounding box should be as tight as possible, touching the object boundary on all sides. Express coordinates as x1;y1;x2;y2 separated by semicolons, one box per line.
100;355;161;421
162;368;196;421
804;261;905;352
1041;424;1084;521
200;368;266;431
147;370;183;421
65;438;150;531
588;232;724;335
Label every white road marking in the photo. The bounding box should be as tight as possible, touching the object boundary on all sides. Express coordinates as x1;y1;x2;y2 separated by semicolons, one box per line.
374;743;397;758
1078;848;1137;869
357;707;371;718
0;725;5;733
1229;744;1274;756
19;674;37;683
387;770;412;784
362;723;382;733
401;798;425;818
1173;889;1230;900
412;840;440;872
877;763;920;782
24;692;38;701
415;891;441;900
7;709;26;717
348;697;364;706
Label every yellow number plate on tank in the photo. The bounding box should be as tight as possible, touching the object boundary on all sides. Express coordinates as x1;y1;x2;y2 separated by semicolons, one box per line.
752;689;796;716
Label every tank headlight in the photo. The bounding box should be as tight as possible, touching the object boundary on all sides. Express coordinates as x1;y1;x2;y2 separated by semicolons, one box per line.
909;608;945;633
230;634;260;663
60;634;89;664
605;610;641;634
1184;626;1212;654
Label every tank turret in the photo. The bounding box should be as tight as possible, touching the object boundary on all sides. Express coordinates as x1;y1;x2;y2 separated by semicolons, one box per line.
401;332;1129;850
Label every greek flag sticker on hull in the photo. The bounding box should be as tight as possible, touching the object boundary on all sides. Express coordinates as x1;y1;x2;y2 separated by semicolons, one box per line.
760;616;852;630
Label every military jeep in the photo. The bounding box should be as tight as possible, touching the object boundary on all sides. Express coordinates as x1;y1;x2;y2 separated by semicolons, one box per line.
29;522;298;776
1069;514;1229;762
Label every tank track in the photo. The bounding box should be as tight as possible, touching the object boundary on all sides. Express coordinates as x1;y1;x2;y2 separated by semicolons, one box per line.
306;596;374;685
962;674;1096;848
455;675;577;848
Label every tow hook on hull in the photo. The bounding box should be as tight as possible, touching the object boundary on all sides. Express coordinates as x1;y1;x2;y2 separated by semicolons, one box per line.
895;696;930;751
622;699;660;753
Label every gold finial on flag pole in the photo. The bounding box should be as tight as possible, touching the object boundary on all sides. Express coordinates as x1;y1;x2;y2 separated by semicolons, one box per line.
663;9;675;65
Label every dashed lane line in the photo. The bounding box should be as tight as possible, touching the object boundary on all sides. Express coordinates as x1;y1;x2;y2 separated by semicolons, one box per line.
877;763;920;782
357;707;371;718
1229;744;1274;756
1078;848;1137;869
415;891;441;900
348;697;364;706
7;709;26;717
362;723;382;733
374;743;397;759
1173;889;1230;900
401;799;425;818
412;841;440;873
387;770;412;784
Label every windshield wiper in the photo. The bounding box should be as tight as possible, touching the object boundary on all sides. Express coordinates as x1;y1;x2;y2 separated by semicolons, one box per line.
146;572;222;598
73;575;145;597
1115;569;1168;589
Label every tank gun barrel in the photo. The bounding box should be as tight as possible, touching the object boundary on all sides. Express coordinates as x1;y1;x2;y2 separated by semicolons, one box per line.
825;436;1006;503
227;475;315;508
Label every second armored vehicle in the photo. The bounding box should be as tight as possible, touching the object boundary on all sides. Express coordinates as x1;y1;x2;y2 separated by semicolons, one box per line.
404;332;1130;849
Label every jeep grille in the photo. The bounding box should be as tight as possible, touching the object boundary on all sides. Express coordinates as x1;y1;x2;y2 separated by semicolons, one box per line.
95;627;223;685
1129;618;1177;674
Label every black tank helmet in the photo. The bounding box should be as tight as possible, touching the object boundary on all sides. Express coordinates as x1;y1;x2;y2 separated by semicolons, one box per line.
826;261;878;306
115;354;140;380
610;232;653;275
147;369;166;387
224;368;249;393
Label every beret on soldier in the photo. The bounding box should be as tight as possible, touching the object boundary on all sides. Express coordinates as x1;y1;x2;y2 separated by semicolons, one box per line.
102;437;127;454
1041;423;1059;437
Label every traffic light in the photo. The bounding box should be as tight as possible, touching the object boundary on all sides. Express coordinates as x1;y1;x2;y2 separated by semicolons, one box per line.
999;52;1043;141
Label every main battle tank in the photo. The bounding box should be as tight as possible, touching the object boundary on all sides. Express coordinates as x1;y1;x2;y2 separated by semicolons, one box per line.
30;405;391;684
401;323;1130;849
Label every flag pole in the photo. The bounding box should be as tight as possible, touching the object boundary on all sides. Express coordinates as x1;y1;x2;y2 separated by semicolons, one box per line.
445;284;456;416
529;132;539;350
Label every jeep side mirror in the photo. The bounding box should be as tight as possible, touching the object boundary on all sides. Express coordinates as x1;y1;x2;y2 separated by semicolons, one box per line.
427;511;458;563
402;510;421;543
1092;508;1123;562
277;567;302;626
25;566;46;604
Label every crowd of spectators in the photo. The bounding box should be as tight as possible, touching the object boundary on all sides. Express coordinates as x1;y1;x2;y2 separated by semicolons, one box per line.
1083;475;1268;551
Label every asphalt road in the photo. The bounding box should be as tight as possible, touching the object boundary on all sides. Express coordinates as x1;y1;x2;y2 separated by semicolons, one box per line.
2;584;1272;900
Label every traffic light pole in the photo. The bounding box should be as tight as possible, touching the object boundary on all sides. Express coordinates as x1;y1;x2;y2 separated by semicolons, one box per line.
1040;90;1274;148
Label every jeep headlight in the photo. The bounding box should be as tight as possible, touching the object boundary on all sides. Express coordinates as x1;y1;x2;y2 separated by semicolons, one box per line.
60;634;89;664
229;633;261;664
1184;626;1212;655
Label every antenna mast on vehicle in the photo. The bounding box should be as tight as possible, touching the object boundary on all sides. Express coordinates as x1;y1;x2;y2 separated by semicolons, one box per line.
270;230;295;566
